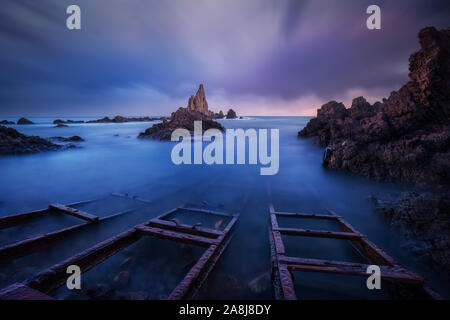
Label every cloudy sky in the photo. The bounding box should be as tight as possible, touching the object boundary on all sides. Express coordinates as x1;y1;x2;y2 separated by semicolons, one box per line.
0;0;449;116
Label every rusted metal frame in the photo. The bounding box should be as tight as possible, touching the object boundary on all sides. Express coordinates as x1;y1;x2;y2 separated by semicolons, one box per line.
274;227;363;240
0;198;103;230
0;208;136;263
269;211;296;300
136;225;218;248
282;256;425;284
25;228;141;294
326;209;396;266
169;213;239;299
49;204;99;222
0;221;90;262
148;219;222;239
0;209;49;230
181;206;235;218
273;211;339;220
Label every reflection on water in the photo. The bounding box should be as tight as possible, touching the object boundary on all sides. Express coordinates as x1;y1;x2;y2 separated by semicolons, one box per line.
0;116;449;298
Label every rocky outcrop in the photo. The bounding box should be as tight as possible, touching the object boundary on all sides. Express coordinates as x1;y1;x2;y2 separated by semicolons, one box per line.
54;119;85;124
299;27;450;270
138;107;224;141
0;120;14;125
299;27;450;188
0;125;70;155
17;118;34;125
226;109;238;119
213;110;225;119
139;84;225;141
376;192;450;270
50;136;84;142
187;84;213;116
87;116;161;123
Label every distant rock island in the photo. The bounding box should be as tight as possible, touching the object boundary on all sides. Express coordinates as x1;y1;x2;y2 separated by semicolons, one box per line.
86;116;163;123
299;26;450;270
0;120;14;125
139;84;226;140
17;118;34;125
0;126;73;155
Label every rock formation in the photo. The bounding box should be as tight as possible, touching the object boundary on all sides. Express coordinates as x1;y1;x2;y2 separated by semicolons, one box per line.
87;116;161;123
138;107;224;141
139;85;225;141
298;26;450;270
0;125;71;155
17;118;34;125
299;27;450;188
0;120;14;125
50;136;85;142
54;119;85;124
187;84;213;116
213;110;225;119
226;109;238;119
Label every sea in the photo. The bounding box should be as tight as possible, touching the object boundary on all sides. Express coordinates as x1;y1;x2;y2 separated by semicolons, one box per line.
0;116;448;299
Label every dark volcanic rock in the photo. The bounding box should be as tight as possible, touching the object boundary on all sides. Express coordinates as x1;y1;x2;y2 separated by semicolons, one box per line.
54;119;84;124
138;107;224;141
17;118;34;125
0;120;14;125
299;27;450;188
226;109;238;119
50;136;84;142
377;192;450;270
0;125;64;155
87;116;160;123
213;110;225;119
55;124;68;128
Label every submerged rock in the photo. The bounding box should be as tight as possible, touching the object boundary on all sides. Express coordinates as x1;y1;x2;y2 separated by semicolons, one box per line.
248;273;271;294
17;117;34;125
299;27;450;188
0;125;66;155
377;192;450;270
54;124;68;128
113;271;130;288
50;136;84;142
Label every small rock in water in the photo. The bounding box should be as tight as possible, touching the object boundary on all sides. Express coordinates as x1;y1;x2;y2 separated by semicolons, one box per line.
248;273;271;294
113;271;130;288
86;284;111;300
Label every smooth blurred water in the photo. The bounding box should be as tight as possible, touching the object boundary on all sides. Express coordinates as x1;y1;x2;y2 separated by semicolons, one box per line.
0;116;448;299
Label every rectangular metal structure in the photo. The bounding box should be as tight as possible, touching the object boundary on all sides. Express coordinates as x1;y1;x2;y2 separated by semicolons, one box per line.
0;206;239;300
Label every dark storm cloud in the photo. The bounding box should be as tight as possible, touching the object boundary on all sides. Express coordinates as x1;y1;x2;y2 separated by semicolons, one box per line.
0;0;449;116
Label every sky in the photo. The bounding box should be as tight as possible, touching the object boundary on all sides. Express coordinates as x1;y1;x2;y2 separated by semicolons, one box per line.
0;0;449;117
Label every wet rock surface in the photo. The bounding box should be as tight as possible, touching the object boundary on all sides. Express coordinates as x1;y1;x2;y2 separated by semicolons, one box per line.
376;192;450;270
299;27;450;270
0;125;71;155
299;27;450;188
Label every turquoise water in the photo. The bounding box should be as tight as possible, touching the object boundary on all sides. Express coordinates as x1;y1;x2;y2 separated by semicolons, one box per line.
0;116;448;299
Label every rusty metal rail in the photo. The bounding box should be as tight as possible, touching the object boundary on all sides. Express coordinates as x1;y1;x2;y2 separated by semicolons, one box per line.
0;194;148;263
0;206;239;300
269;203;442;300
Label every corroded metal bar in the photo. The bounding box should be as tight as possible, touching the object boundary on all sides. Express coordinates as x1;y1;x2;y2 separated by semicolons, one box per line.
50;204;99;222
274;227;362;240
